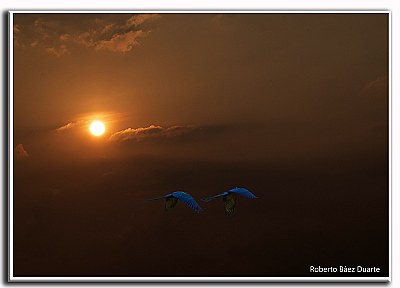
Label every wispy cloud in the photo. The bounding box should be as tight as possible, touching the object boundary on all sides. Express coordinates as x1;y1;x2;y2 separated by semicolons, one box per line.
13;24;22;47
33;17;50;41
73;14;159;53
56;121;80;132
364;75;388;94
14;144;29;159
125;14;161;28
109;125;196;142
46;45;70;57
95;30;146;53
14;14;161;56
13;24;21;33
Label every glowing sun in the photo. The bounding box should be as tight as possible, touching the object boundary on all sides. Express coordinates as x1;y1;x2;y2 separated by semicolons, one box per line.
89;121;106;136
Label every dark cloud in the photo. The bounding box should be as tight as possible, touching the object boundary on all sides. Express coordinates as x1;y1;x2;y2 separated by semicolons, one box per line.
14;144;29;159
109;124;196;142
164;125;197;135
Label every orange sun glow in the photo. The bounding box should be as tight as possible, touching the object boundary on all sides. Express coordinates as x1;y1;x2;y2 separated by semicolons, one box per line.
89;121;106;136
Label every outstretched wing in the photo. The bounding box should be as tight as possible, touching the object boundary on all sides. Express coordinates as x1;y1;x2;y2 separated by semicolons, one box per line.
165;197;178;210
201;192;229;202
229;187;257;199
223;193;237;215
172;192;203;213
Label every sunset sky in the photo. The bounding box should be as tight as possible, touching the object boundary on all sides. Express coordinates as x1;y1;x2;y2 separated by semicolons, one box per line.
12;13;389;277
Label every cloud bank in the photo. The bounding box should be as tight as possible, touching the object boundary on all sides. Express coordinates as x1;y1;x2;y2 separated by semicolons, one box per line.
109;125;196;142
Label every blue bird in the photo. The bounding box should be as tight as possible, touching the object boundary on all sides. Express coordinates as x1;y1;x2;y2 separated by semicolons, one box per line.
146;191;203;213
202;187;257;215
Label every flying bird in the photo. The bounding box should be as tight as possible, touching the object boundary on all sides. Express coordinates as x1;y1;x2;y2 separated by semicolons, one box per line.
202;187;257;215
145;191;203;213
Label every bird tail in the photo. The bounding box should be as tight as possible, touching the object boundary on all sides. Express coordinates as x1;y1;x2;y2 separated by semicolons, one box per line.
201;196;217;202
202;192;226;202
